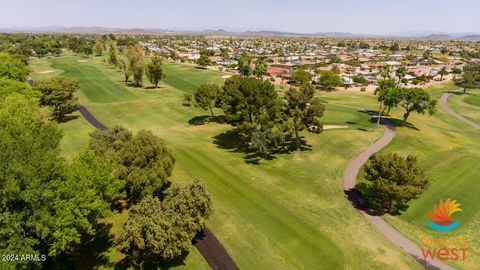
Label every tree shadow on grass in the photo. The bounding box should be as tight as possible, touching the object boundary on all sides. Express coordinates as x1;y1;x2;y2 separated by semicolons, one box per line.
212;129;244;152
188;115;226;126
57;114;80;123
447;90;475;96
346;183;409;217
411;256;442;270
126;82;143;88
360;110;420;131
115;251;189;270
212;129;312;164
144;86;166;90
44;223;115;269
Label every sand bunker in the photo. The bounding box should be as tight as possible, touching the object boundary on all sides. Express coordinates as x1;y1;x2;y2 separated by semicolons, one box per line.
39;70;54;74
221;75;232;78
324;125;348;130
77;59;89;62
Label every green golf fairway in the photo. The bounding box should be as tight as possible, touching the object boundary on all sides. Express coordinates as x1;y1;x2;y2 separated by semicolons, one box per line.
31;55;431;270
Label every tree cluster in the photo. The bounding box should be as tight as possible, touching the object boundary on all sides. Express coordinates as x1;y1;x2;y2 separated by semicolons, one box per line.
192;76;325;157
112;43;166;88
0;49;212;268
0;95;124;268
375;67;436;125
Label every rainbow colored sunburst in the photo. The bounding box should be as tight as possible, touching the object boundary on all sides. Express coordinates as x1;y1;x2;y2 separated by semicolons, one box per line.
427;199;462;232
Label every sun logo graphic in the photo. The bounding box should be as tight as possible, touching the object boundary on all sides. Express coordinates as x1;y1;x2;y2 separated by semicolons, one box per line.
427;199;462;232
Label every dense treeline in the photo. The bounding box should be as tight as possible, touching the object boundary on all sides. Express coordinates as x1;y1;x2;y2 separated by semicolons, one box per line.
0;46;212;269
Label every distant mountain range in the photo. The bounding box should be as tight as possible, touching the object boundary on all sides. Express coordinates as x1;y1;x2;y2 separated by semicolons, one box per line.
1;26;480;40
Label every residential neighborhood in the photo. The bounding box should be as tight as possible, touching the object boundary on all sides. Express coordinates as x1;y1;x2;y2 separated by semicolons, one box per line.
138;36;477;92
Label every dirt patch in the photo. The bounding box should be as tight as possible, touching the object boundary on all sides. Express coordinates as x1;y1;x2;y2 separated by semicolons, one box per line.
324;125;348;130
38;70;54;74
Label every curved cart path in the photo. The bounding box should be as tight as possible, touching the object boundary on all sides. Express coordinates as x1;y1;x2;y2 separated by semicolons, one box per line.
77;105;238;270
343;116;456;270
439;92;479;130
77;105;108;130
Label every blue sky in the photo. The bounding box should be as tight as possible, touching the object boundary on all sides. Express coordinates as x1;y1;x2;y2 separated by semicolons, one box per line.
1;0;479;34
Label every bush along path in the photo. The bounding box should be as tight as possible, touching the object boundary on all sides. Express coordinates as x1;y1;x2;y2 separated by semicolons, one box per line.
76;105;239;270
343;112;456;270
439;91;479;130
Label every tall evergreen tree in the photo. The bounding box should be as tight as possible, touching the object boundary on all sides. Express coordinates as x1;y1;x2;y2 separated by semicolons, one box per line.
360;153;429;213
284;84;325;148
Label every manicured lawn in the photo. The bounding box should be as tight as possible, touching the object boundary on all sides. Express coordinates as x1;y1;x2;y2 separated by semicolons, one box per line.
447;89;480;124
163;64;226;94
50;56;138;103
31;55;422;270
373;83;480;270
465;92;480;106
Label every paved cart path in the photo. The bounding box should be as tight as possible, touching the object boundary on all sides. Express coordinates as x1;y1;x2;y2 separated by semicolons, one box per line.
439;92;479;129
343;114;456;270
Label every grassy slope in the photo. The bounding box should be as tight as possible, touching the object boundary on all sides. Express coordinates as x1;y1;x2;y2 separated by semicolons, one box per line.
31;55;421;270
373;83;480;270
447;90;480;125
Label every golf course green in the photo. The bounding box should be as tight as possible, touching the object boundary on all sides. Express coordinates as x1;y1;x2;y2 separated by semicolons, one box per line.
30;54;479;270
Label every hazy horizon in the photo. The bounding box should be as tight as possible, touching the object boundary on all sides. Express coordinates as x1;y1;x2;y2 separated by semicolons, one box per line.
1;0;480;35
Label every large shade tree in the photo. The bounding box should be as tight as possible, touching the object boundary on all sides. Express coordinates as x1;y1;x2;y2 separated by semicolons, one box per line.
397;87;436;125
221;76;284;156
117;179;212;266
50;151;124;255
221;76;281;138
34;76;79;121
89;126;175;202
359;153;429;213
